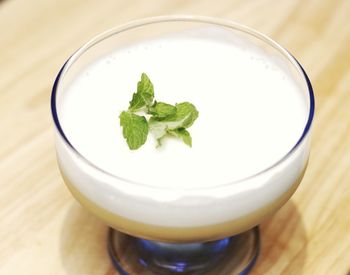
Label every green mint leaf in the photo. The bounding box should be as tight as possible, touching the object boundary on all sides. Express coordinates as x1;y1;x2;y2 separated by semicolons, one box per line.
148;101;176;118
148;102;199;132
129;73;154;111
148;116;186;137
168;128;192;147
119;111;148;150
148;102;198;146
129;92;145;111
172;102;199;128
120;73;199;150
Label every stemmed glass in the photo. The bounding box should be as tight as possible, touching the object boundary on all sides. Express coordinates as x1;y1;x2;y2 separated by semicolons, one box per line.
51;16;314;274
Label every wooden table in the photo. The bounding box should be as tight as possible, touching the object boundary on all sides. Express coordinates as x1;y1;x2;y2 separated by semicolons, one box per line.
1;0;349;274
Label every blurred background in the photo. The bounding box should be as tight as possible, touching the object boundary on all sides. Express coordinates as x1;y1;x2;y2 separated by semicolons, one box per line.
0;0;349;274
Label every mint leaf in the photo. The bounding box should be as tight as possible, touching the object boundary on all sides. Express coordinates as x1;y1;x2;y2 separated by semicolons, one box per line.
148;101;176;118
149;102;199;131
120;73;199;150
168;128;192;147
171;102;199;128
119;111;148;150
148;102;198;146
148;116;186;137
129;73;154;111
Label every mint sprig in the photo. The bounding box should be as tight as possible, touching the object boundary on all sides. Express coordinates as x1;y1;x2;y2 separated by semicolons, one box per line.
119;73;199;150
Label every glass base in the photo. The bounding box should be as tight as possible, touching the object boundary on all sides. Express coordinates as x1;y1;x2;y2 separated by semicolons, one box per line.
107;227;260;274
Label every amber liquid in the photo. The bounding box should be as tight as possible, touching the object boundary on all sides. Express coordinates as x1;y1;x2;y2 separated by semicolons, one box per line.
60;164;306;243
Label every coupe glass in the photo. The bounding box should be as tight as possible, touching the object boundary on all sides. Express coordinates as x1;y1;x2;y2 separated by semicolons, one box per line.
51;16;314;274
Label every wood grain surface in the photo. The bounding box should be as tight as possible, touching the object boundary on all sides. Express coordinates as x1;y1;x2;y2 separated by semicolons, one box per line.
1;0;349;274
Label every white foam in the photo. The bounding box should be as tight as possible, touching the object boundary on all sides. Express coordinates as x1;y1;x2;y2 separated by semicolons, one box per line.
56;27;311;227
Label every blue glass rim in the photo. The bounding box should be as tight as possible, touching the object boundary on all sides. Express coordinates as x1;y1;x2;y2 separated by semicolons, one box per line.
50;15;315;190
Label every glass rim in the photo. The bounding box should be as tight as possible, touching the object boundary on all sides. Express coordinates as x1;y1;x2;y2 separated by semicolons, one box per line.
51;15;315;190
